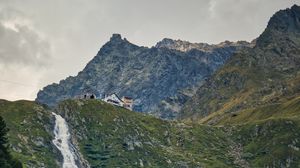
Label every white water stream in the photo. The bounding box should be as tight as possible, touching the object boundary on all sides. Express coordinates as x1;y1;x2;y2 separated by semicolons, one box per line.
52;112;79;168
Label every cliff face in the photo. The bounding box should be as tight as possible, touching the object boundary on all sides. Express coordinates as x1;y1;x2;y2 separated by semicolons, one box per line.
182;5;300;122
36;34;250;119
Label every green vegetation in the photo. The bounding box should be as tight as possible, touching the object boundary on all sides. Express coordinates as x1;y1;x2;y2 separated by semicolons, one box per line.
0;115;22;168
0;100;59;168
0;98;299;167
56;99;300;167
57;99;237;167
230;118;300;167
197;95;300;167
212;96;300;125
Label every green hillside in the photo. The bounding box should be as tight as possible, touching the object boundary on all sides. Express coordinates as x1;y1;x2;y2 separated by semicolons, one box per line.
230;118;300;167
56;99;235;167
55;99;300;167
0;100;59;168
0;99;299;167
205;96;300;125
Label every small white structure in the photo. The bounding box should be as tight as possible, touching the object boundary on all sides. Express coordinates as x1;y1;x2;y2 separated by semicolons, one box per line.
103;93;134;110
103;93;124;106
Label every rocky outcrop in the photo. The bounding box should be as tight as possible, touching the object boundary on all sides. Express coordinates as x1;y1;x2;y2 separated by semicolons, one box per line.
182;5;300;121
36;34;251;119
156;38;253;52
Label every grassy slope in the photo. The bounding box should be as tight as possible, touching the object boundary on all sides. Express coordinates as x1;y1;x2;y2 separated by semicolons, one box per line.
57;99;237;168
55;99;300;167
0;99;299;167
231;118;300;167
196;95;300;167
0;100;59;168
212;96;300;125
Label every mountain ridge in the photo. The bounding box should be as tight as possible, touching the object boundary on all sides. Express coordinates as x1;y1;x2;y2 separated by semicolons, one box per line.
181;4;300;123
156;38;254;52
36;34;251;119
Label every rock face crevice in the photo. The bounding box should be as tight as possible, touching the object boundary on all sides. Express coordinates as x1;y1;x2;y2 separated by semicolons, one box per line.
36;35;251;119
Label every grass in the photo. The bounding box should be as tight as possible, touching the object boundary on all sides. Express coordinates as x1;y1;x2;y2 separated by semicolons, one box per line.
0;98;300;167
54;99;300;167
211;95;300;125
57;99;237;167
0;99;59;168
230;118;300;167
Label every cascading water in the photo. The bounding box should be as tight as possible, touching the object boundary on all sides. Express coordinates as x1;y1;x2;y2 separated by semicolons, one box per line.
52;112;79;168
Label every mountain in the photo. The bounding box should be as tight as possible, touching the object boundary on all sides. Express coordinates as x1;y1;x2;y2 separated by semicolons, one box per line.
36;34;251;119
2;4;300;168
182;5;300;123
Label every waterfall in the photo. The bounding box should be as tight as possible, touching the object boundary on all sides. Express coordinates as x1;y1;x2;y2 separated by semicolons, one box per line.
52;112;79;168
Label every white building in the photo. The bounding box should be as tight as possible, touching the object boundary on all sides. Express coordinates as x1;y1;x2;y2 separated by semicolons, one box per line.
103;93;134;110
103;93;124;106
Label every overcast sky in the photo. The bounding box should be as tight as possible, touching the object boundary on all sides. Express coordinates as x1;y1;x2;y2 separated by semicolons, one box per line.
0;0;299;101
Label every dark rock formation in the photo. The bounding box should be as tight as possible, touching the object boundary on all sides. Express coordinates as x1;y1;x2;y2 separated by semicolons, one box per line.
182;5;300;121
36;34;251;119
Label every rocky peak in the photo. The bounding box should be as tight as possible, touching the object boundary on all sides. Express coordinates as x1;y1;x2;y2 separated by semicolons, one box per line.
110;33;123;41
155;38;186;48
257;5;300;47
156;38;174;45
216;40;253;48
107;33;131;45
156;38;215;52
267;4;300;33
182;4;300;121
155;38;180;50
97;33;136;56
108;33;131;45
156;38;252;52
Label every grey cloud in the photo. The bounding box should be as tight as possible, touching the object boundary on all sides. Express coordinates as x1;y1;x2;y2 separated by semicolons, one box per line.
0;9;51;68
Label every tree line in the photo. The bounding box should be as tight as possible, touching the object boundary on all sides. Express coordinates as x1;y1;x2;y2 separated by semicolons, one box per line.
0;116;22;168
